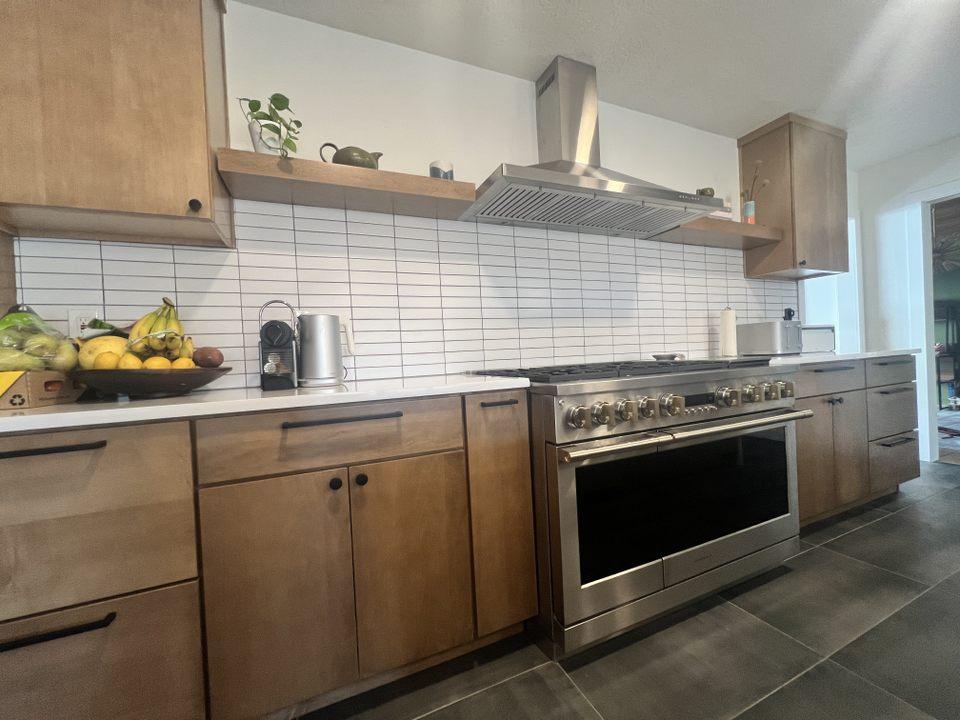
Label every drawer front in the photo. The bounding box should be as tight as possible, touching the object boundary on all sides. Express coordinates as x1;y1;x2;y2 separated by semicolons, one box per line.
796;361;865;398
867;383;918;441
195;396;465;484
866;355;916;387
0;422;196;621
870;432;920;494
0;581;204;720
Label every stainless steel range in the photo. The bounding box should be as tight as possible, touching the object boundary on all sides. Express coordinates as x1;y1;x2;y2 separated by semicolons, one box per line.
476;359;812;657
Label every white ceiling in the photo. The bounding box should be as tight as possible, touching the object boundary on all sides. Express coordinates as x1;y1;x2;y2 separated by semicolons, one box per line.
236;0;960;170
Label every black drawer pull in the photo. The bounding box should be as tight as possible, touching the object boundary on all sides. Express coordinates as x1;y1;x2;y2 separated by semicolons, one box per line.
480;399;519;408
812;366;857;373
282;411;403;429
880;436;916;448
877;387;914;396
876;359;913;367
0;612;116;653
0;439;107;461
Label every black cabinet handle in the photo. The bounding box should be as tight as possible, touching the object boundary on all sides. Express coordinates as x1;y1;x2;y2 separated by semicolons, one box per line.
480;399;519;408
876;359;913;367
799;259;808;266
0;439;107;461
355;473;368;486
282;411;403;430
880;436;916;448
812;366;856;373
329;477;343;491
0;612;116;654
826;397;845;405
878;387;914;396
188;198;203;212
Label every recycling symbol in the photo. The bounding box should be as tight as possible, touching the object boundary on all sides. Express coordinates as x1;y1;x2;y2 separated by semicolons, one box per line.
9;394;25;406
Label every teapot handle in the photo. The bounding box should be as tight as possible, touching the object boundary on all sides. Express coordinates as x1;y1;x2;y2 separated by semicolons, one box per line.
319;143;339;162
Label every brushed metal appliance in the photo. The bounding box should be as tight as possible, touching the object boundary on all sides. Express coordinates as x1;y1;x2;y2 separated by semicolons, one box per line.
737;308;803;356
475;359;811;657
460;56;723;237
296;313;356;388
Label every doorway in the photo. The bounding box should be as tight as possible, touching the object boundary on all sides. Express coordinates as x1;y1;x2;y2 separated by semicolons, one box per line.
931;196;960;463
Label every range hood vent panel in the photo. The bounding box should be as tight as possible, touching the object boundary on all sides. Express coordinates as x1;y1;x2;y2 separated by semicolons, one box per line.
461;56;722;235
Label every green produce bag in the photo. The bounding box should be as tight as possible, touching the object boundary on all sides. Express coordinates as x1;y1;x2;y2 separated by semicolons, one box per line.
0;304;78;372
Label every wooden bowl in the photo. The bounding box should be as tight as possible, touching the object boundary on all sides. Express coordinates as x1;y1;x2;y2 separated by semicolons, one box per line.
72;367;231;399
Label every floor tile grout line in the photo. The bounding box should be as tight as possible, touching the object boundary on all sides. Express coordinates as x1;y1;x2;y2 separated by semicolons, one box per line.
727;657;830;719
409;661;554;720
722;599;824;657
556;663;608;720
813;542;935;587
815;659;941;720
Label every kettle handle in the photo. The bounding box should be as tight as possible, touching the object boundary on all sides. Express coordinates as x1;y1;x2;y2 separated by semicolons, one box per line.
340;318;356;356
319;143;339;162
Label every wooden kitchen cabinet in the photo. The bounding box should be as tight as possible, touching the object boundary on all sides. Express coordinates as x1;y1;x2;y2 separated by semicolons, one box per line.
0;582;204;720
833;390;869;505
350;451;475;677
464;391;538;637
739;114;847;279
0;0;232;246
199;469;359;720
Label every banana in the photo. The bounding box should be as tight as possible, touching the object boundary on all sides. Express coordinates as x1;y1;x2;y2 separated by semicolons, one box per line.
128;298;187;356
179;336;195;360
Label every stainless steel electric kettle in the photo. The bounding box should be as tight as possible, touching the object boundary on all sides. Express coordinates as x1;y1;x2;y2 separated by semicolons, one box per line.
296;313;356;387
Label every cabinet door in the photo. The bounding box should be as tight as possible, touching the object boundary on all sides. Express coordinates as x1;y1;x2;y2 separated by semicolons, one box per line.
1;0;212;218
833;390;869;505
791;122;848;273
350;451;474;677
796;395;836;521
464;392;537;637
200;469;359;720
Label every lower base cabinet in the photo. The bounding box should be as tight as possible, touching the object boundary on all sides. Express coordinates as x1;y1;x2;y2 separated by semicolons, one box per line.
200;469;359;720
870;432;921;494
0;581;203;720
351;451;474;677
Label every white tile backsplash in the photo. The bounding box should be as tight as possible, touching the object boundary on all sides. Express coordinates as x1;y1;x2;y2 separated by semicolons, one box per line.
13;200;798;389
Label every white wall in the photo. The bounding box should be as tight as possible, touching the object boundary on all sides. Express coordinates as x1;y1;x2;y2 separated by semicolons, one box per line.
856;132;960;460
223;2;741;214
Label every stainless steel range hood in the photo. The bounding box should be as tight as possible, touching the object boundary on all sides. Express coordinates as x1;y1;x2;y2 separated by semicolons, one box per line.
460;56;723;236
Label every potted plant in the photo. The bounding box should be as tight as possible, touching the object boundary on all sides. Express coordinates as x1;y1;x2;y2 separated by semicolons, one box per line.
239;93;302;158
741;161;770;225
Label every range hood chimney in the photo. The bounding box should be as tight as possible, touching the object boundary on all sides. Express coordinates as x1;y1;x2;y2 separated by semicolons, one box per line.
460;56;723;236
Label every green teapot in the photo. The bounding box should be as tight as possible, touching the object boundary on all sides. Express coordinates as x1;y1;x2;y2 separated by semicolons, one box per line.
320;143;383;169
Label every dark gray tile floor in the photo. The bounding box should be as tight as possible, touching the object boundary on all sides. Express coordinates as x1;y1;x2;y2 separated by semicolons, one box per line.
306;462;960;720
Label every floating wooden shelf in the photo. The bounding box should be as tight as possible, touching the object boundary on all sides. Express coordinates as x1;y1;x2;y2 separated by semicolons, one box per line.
654;216;782;250
217;149;476;220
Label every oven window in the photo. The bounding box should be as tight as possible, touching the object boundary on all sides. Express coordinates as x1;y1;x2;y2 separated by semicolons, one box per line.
574;427;789;585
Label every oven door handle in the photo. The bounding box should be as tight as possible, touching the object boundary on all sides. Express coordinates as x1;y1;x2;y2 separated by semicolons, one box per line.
558;434;664;463
666;409;814;444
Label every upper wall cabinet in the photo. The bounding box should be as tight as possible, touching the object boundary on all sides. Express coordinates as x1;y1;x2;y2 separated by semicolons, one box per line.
0;0;232;247
738;114;847;279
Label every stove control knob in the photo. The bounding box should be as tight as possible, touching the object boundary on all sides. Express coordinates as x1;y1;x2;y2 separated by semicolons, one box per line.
659;393;685;417
760;382;780;401
616;399;638;422
742;384;761;403
566;405;589;429
638;396;658;419
716;386;741;407
777;380;795;398
591;401;613;426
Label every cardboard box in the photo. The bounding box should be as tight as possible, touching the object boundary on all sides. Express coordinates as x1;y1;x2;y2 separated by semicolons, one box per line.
0;371;83;410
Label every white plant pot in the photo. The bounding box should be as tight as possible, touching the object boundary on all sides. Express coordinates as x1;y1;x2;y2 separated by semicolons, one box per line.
247;119;275;154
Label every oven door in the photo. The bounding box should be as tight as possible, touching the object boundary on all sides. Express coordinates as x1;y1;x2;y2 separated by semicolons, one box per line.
548;409;807;626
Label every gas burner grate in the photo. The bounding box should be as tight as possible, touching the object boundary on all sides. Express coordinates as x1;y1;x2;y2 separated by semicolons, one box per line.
474;357;771;383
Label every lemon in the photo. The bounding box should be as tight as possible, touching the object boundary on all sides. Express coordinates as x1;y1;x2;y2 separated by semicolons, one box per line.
93;351;120;370
118;352;143;370
143;356;172;370
171;357;196;369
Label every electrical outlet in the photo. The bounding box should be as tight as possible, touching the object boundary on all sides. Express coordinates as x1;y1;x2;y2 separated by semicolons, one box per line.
68;308;98;338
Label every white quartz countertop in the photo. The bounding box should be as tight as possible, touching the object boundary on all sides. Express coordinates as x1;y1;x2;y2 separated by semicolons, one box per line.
0;374;530;435
768;348;920;367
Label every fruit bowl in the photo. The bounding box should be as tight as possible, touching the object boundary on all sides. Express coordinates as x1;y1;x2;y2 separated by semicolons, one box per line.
72;367;232;399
